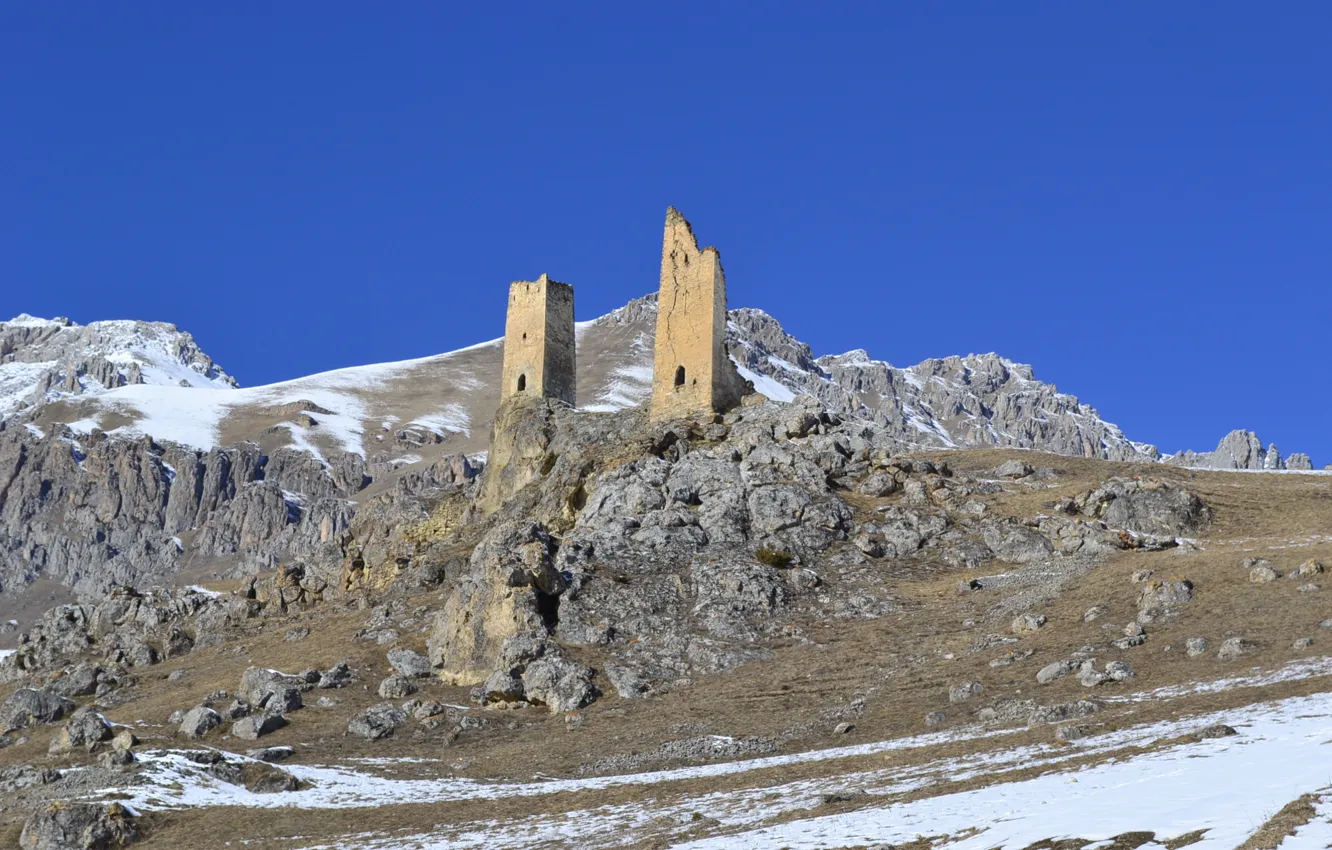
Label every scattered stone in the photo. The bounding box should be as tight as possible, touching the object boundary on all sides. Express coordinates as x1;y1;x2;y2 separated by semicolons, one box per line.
1036;660;1076;684
522;658;599;713
1218;637;1256;661
318;662;354;689
348;703;408;741
1137;579;1194;610
948;682;984;703
924;710;947;727
1185;637;1210;657
1112;634;1147;650
387;648;433;679
1011;613;1046;634
1105;660;1136;681
177;707;223;740
378;675;418;700
833;722;855;735
1249;565;1280;583
1077;661;1108;688
231;713;287;740
1082;606;1107;623
994;459;1033;479
1295;559;1325;578
19;802;137;850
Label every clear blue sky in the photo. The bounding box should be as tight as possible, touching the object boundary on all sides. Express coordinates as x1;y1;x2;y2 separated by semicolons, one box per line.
2;4;1328;461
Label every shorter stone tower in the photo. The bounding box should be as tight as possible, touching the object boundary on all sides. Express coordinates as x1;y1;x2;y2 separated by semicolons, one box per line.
499;274;576;407
650;207;748;422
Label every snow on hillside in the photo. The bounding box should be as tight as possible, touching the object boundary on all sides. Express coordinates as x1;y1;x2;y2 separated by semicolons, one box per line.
85;661;1332;849
0;313;237;417
64;339;503;458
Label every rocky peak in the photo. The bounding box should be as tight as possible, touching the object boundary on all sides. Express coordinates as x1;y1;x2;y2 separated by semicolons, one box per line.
0;314;236;420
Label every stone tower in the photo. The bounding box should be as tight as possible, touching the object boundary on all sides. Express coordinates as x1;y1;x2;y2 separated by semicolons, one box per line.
499;274;576;407
650;207;748;422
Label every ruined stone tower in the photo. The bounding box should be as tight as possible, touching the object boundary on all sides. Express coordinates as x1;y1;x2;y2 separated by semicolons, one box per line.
650;207;748;422
499;274;576;407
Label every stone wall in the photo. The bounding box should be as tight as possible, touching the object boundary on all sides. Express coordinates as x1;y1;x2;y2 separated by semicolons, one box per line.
650;208;748;422
499;274;576;407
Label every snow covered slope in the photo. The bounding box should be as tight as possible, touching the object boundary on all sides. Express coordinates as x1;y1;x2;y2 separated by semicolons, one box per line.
0;313;236;418
10;298;1313;470
11;296;1173;472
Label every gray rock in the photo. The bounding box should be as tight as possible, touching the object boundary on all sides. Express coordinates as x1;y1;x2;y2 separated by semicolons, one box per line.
1138;579;1194;609
1036;660;1076;684
19;802;138;850
1070;478;1210;536
0;688;76;733
948;681;984;703
522;657;599;713
1105;660;1136;681
50;706;113;753
246;746;295;763
378;675;418;700
1011;613;1046;634
348;703;408;741
1218;637;1256;660
238;667;310;706
1249;565;1280;583
178;706;223;739
993;460;1033;479
1185;637;1210;658
982;520;1054;563
231;713;287;740
386;648;433;679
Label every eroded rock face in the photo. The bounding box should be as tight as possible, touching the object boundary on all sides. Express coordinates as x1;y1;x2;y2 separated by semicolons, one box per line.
427;520;565;685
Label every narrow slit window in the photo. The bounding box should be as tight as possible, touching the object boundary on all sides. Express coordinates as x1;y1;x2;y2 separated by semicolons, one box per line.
517;374;527;392
674;365;686;387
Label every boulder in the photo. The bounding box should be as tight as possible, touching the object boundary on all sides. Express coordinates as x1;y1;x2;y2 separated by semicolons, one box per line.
993;459;1033;479
522;657;599;713
348;703;408;741
178;706;223;739
238;667;309;706
386;648;433;679
1185;637;1210;658
1036;660;1075;684
378;675;418;700
50;706;113;753
231;713;287;740
20;802;137;850
0;689;76;733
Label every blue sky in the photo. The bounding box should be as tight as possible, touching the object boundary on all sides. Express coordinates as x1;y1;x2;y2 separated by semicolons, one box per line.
2;4;1328;461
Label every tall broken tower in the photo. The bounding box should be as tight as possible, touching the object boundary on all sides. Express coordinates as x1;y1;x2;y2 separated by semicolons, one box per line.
499;273;576;407
650;207;748;422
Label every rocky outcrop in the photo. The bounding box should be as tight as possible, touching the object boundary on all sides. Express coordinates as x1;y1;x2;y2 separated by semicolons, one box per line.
1;313;235;419
0;424;360;603
1167;429;1317;471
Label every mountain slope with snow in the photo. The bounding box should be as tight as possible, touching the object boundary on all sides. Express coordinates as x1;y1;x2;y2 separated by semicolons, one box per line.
0;313;236;419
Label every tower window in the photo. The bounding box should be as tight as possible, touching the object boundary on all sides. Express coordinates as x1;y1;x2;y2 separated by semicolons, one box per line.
674;365;686;387
517;374;527;392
